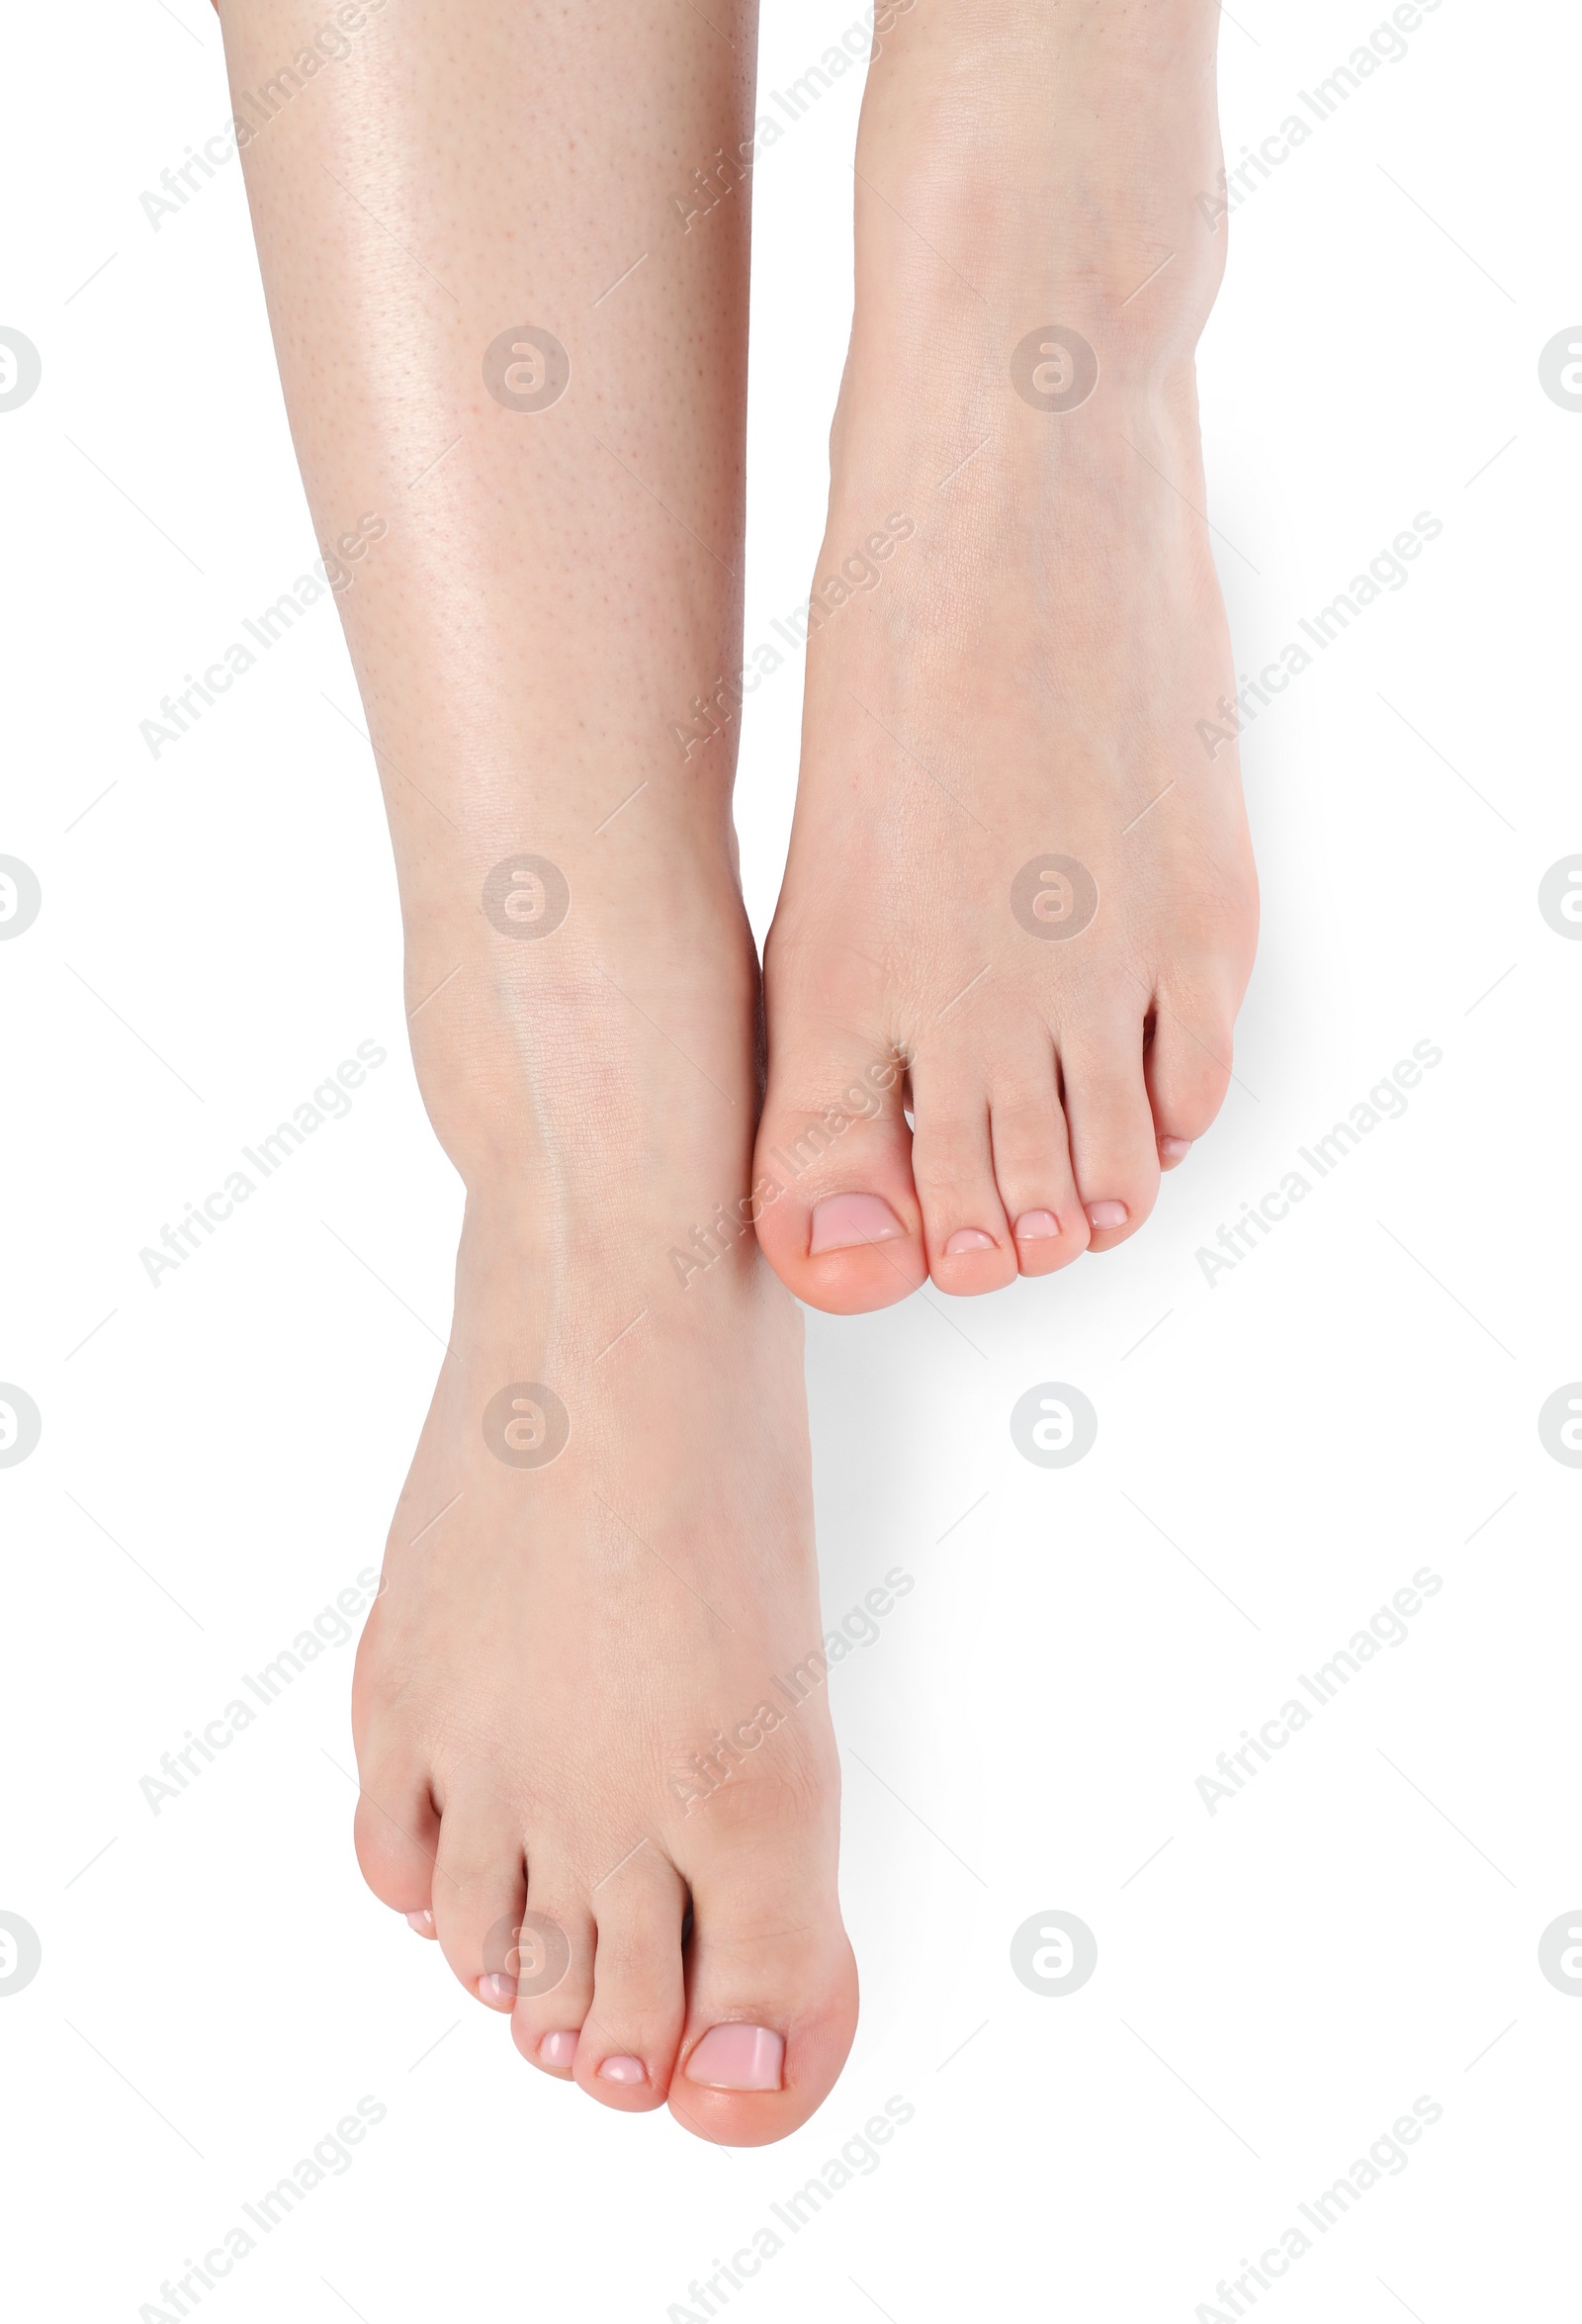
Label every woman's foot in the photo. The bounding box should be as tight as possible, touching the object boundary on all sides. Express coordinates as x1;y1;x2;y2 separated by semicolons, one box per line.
754;0;1259;1310
215;0;855;2147
352;915;856;2146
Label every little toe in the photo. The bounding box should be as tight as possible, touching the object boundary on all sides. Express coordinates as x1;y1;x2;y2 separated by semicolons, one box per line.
573;1853;687;2111
1059;1020;1161;1252
667;1855;858;2148
351;1743;442;1926
1145;998;1236;1164
753;1028;925;1314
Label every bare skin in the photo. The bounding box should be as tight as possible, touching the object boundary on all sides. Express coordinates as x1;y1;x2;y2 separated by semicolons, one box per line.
220;0;1256;2146
753;0;1259;1311
220;0;855;2143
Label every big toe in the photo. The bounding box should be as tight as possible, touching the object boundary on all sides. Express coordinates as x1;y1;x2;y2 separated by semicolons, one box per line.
752;1024;924;1314
667;1844;857;2147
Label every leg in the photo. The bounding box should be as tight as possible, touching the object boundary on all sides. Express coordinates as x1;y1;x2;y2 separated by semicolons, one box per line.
754;0;1258;1309
220;0;855;2142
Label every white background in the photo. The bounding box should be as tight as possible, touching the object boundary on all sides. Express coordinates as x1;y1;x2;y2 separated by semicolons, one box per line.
3;1;1580;2317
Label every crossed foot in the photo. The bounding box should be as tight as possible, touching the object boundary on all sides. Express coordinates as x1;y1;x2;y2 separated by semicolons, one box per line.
350;38;1256;2148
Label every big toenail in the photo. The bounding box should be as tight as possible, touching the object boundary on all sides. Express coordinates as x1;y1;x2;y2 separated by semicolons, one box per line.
405;1909;435;1936
478;1971;516;2007
1087;1200;1129;1229
597;2055;647;2085
685;2023;785;2092
1013;1209;1060;1240
539;2030;578;2068
808;1192;906;1256
1159;1136;1192;1164
943;1227;995;1255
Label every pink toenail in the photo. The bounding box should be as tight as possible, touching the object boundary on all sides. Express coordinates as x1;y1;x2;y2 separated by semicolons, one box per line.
478;1971;515;2007
684;2023;785;2092
809;1192;906;1256
405;1909;435;1936
539;2030;578;2068
598;2055;647;2085
1087;1200;1129;1230
1013;1209;1061;1240
1159;1136;1192;1164
943;1227;995;1255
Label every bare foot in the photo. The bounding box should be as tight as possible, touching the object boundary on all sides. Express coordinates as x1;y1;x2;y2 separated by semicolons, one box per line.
216;0;858;2147
754;0;1259;1310
353;905;857;2146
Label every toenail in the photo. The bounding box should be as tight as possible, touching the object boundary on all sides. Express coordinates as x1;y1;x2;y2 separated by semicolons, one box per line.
478;1971;516;2007
1087;1200;1129;1230
1159;1136;1192;1164
597;2055;647;2085
1013;1209;1061;1241
685;2022;785;2092
808;1192;906;1256
539;2030;578;2069
405;1909;435;1936
943;1227;996;1255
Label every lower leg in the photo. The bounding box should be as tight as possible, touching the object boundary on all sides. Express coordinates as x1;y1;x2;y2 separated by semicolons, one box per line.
755;0;1258;1308
220;0;855;2142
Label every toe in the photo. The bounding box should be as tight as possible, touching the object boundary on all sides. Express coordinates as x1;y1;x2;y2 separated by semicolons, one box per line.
509;1876;595;2080
752;1022;925;1314
573;1849;688;2111
1059;1013;1161;1252
986;1055;1090;1279
1145;993;1236;1166
908;1057;1016;1296
351;1741;442;1926
429;1801;528;2011
667;1851;857;2149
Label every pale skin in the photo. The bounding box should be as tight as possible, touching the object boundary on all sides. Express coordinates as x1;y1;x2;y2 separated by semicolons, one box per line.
218;0;1255;2145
